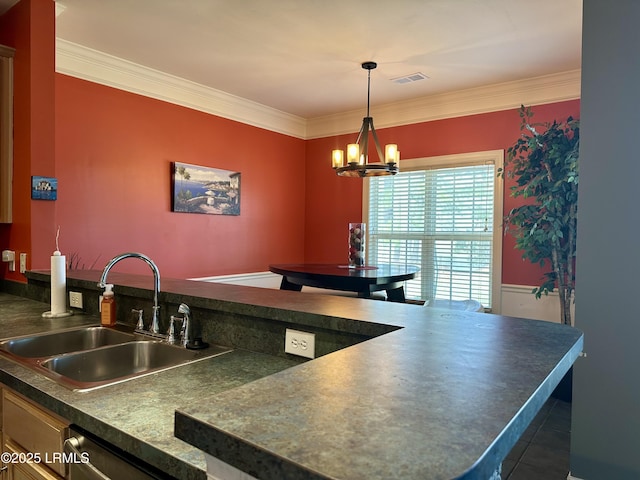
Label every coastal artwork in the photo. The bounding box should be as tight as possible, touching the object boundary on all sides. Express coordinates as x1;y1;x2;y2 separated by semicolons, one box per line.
172;162;241;216
31;176;58;201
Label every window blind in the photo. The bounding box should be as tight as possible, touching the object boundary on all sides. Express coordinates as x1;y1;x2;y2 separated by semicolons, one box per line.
367;163;495;308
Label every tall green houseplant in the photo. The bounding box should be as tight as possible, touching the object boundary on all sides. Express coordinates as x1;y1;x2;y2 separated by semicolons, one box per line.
501;106;579;325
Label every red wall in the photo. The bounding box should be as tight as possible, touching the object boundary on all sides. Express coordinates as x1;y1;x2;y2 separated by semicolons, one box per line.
304;100;581;287
0;0;580;286
54;75;306;278
0;0;56;282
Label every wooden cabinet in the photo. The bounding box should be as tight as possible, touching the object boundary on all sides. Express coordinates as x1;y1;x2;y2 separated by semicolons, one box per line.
4;438;62;480
1;388;69;480
0;45;15;224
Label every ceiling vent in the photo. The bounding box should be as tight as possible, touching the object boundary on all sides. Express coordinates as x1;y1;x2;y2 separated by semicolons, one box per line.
391;72;429;85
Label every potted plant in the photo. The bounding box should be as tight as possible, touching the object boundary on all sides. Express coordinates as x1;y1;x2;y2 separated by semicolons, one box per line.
500;105;580;326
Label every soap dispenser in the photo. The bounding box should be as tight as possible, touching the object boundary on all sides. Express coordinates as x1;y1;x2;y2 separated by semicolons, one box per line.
101;284;116;327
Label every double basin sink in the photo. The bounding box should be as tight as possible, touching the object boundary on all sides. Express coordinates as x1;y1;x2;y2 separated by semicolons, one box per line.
0;325;232;391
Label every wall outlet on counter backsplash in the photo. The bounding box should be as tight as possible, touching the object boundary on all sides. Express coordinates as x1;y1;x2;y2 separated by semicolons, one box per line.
285;329;315;359
69;291;83;309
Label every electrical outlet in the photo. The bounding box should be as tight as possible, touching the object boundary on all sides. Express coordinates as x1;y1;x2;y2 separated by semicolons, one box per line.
285;328;315;359
19;253;27;273
69;291;83;309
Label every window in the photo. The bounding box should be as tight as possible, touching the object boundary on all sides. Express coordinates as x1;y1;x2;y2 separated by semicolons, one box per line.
365;151;503;310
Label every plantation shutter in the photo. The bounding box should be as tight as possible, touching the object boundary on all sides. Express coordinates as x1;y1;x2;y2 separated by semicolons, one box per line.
367;163;495;308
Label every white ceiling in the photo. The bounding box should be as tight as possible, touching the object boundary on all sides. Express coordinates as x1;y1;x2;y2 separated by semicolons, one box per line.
3;0;582;119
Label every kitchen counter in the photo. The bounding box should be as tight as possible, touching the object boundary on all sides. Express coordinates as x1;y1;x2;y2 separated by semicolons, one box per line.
0;292;300;480
175;309;582;479
4;271;583;480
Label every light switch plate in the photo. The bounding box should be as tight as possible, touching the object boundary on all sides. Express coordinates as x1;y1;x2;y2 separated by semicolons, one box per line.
285;328;315;359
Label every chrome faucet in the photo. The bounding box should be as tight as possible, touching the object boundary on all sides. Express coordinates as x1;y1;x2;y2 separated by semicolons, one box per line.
98;253;161;333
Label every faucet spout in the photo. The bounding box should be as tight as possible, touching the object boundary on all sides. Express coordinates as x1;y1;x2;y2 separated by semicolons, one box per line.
98;253;161;333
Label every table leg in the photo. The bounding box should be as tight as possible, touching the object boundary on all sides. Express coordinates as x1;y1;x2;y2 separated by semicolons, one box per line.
279;276;302;291
386;286;406;303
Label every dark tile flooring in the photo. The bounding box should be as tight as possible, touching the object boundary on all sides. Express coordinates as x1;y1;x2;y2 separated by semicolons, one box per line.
502;398;571;480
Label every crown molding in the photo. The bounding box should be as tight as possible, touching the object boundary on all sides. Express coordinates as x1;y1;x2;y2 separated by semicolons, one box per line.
306;69;581;139
55;38;308;139
56;39;580;141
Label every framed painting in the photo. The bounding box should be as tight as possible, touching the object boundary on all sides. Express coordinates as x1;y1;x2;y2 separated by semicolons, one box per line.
172;162;240;215
31;176;58;200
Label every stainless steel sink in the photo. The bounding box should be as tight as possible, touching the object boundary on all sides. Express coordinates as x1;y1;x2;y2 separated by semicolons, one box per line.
39;340;231;391
0;326;136;359
0;326;233;392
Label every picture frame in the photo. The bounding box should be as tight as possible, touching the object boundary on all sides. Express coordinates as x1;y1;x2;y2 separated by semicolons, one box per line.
172;162;241;216
31;176;58;201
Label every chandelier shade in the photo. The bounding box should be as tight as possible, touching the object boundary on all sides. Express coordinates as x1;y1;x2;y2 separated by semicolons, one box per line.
332;62;399;178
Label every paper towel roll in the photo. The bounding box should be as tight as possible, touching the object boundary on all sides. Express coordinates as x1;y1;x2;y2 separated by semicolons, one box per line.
50;252;66;315
43;251;72;318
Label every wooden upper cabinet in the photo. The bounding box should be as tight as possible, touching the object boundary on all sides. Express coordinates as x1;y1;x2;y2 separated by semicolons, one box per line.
0;44;15;224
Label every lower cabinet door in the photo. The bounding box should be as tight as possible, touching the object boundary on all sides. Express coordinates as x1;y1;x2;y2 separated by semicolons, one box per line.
4;439;62;480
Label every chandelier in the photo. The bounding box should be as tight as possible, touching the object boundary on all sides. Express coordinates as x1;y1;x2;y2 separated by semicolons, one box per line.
332;61;399;178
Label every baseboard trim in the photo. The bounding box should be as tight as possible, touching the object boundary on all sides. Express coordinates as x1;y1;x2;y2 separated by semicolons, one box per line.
500;283;575;323
190;271;281;289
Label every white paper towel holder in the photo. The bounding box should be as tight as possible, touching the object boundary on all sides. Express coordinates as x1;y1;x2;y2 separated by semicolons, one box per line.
42;239;74;318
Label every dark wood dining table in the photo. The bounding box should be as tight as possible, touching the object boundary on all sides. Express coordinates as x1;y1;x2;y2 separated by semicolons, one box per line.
268;263;419;303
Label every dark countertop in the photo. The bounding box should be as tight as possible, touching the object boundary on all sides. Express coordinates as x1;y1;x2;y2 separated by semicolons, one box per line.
175;305;582;480
7;271;583;480
0;293;300;480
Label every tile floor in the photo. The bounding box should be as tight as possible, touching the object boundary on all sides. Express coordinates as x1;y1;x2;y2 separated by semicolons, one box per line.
502;398;572;479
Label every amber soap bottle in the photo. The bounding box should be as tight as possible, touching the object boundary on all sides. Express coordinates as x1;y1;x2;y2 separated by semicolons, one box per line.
100;284;116;327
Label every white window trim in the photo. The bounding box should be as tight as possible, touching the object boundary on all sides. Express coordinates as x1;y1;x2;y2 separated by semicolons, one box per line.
363;150;504;313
